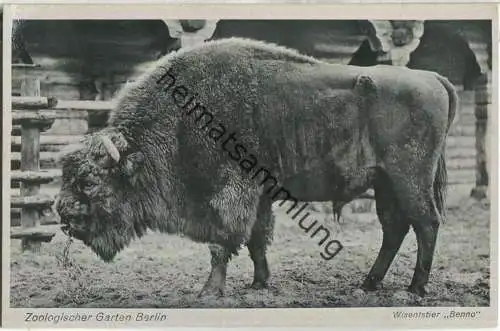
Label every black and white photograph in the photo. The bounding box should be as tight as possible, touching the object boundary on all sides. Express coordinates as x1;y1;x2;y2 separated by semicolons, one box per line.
2;3;497;328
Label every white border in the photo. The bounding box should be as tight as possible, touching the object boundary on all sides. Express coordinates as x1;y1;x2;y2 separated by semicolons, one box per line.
2;3;498;328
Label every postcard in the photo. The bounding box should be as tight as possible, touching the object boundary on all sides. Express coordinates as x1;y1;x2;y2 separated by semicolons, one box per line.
1;2;498;328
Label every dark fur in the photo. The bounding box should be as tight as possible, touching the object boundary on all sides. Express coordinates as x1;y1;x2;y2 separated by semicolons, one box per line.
433;74;459;222
57;37;457;296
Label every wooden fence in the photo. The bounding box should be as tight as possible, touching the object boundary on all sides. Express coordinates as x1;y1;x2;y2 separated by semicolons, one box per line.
11;94;58;251
11;64;114;251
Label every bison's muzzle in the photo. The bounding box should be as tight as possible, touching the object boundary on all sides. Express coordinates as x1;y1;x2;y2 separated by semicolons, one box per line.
60;219;89;242
57;198;91;242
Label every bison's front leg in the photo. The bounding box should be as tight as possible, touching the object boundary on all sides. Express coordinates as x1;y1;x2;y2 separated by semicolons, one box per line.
198;244;232;297
247;195;273;289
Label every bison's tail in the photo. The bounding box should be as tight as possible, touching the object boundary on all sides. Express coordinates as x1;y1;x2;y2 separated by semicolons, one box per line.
434;151;448;223
433;73;458;224
435;73;459;132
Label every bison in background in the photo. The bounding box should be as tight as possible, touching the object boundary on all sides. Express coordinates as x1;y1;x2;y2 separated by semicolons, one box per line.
56;37;457;298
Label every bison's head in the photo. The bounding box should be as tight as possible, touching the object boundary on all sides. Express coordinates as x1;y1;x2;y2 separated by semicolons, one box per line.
56;130;145;262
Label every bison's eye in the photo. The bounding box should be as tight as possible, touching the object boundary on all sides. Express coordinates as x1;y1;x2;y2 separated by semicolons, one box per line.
80;181;94;190
78;178;99;196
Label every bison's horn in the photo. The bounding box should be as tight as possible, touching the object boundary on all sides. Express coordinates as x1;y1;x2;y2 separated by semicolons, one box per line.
101;135;120;163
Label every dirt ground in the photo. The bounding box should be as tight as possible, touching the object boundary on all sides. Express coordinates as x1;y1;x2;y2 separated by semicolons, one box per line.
10;186;491;308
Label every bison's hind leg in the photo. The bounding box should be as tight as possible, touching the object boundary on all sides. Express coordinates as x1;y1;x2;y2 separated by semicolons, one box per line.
407;193;441;297
362;168;410;291
247;195;274;289
372;155;442;297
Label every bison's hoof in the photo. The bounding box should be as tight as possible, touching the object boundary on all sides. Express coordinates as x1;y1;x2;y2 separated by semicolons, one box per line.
361;278;382;292
407;284;427;297
249;280;268;290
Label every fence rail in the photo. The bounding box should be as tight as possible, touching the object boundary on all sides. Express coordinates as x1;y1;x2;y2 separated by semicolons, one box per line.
11;98;115;252
10;98;115;251
12;74;58;251
10;64;115;251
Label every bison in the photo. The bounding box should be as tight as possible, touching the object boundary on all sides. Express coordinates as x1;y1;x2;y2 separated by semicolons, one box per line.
56;37;457;298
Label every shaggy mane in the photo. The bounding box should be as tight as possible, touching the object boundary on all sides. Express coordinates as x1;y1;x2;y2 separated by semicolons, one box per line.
113;37;322;104
199;37;322;64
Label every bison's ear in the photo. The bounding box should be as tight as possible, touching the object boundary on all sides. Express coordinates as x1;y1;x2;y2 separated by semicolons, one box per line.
122;152;145;177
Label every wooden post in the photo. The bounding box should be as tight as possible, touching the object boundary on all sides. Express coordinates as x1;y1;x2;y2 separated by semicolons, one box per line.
19;77;42;252
471;72;490;200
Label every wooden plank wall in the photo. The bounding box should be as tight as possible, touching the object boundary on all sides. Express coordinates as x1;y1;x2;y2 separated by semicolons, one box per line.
446;87;477;186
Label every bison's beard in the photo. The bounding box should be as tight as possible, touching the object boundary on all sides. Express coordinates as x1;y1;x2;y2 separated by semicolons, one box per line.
75;224;133;263
61;204;137;263
87;231;126;262
86;210;137;263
